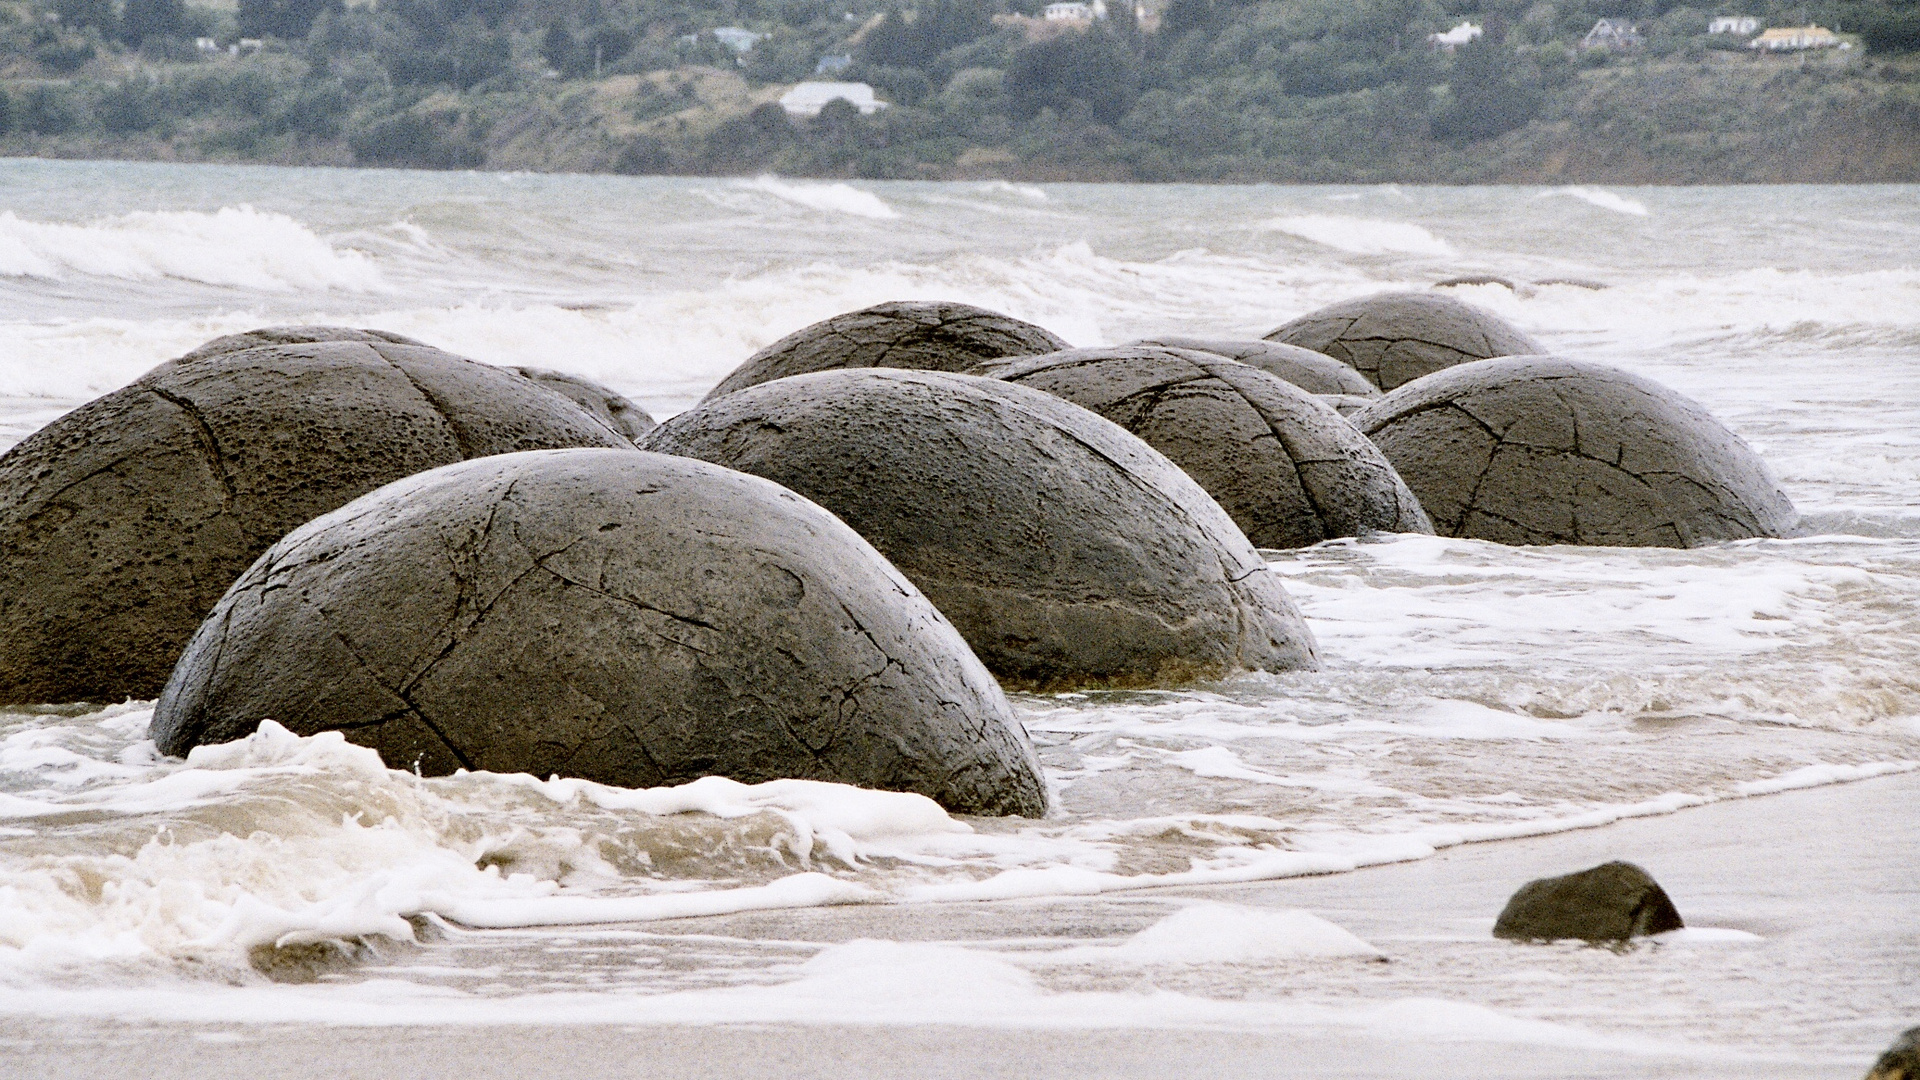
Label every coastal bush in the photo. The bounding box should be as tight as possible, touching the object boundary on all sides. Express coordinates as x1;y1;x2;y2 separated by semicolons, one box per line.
348;107;486;167
1007;29;1140;123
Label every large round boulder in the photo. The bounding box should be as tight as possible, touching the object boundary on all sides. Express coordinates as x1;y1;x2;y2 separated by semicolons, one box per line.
1132;337;1378;397
155;325;429;374
704;300;1069;401
1265;292;1544;391
506;367;657;443
151;450;1047;818
971;346;1431;549
0;341;633;705
1493;861;1684;944
646;369;1318;688
1354;356;1798;547
1867;1028;1920;1080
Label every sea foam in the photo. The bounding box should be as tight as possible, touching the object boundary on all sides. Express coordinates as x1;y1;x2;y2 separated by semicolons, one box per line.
0;206;389;292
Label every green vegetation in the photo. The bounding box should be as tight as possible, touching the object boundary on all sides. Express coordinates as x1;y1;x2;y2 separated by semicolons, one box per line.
1;0;1916;179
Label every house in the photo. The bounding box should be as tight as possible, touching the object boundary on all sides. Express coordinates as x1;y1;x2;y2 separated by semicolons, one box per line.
1044;1;1105;22
778;82;888;118
814;54;852;75
1427;22;1483;50
1749;25;1840;50
1581;18;1641;49
712;27;762;53
194;37;219;53
1708;16;1760;34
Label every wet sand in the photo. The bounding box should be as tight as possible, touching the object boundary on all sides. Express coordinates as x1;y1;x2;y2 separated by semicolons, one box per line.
1;770;1912;1079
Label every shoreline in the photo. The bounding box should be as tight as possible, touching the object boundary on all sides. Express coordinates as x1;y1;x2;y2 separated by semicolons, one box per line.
0;770;1911;1078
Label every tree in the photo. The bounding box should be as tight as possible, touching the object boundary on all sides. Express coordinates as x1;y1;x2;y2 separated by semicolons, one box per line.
540;20;577;71
1430;39;1543;141
237;0;343;40
1006;30;1140;124
121;0;185;45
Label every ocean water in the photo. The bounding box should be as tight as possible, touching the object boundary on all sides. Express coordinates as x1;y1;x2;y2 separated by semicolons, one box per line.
0;160;1916;1070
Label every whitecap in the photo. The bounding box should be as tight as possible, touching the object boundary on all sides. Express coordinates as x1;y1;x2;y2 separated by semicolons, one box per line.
743;175;899;219
0;206;390;291
1265;215;1455;256
1537;186;1651;217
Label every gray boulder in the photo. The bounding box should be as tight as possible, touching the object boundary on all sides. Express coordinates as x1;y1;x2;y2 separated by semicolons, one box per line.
506;367;657;443
1866;1028;1920;1080
704;300;1068;401
151;449;1048;818
1265;291;1544;391
1354;356;1798;547
971;346;1431;549
0;341;632;705
1493;861;1684;943
646;369;1317;688
155;325;428;374
1132;336;1378;397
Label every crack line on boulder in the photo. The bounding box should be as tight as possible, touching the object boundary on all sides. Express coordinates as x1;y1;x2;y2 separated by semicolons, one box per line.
144;387;240;506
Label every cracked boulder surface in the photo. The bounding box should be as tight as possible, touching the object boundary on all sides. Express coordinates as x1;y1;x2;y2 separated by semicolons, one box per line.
506;367;657;443
1131;336;1379;397
150;449;1048;818
148;325;430;376
646;369;1318;688
971;346;1431;550
1354;356;1799;547
0;341;633;705
1493;861;1685;944
703;300;1069;402
1264;291;1544;391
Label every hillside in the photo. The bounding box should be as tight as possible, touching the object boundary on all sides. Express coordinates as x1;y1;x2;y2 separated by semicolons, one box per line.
2;0;1917;181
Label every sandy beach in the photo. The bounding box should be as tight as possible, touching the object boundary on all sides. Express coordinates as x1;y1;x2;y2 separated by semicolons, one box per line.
2;768;1909;1080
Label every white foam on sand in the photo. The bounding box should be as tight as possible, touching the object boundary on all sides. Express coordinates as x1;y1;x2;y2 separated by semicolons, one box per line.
0;207;390;292
1033;903;1383;964
1265;215;1456;256
743;175;899;219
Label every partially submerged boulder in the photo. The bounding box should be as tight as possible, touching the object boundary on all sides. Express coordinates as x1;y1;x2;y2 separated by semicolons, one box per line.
1132;336;1378;397
704;300;1068;401
972;346;1430;549
0;341;632;705
1493;861;1684;944
1354;356;1798;547
646;369;1317;687
506;367;657;442
151;449;1048;817
1265;291;1543;391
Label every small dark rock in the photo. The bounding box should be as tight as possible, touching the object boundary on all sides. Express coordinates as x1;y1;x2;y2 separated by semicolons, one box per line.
0;341;632;705
1866;1027;1920;1080
1493;861;1684;944
1131;337;1378;397
1265;291;1544;391
1353;356;1798;547
704;300;1068;401
152;449;1047;817
646;369;1317;688
506;367;657;442
972;346;1431;549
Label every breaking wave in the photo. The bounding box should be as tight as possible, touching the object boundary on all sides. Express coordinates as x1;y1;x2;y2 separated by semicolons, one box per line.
0;206;390;292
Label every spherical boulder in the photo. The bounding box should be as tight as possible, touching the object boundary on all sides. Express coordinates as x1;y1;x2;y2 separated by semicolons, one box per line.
1265;291;1544;391
151;449;1048;818
1132;337;1378;397
506;367;657;442
1493;861;1684;944
158;325;429;373
704;300;1069;401
645;369;1317;688
971;346;1431;549
0;341;633;705
1353;356;1798;547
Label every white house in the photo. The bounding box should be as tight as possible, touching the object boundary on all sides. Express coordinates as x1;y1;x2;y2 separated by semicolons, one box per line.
1581;18;1640;49
1750;25;1840;50
1044;2;1094;21
1708;16;1760;34
712;27;762;53
1427;22;1483;49
778;82;888;118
